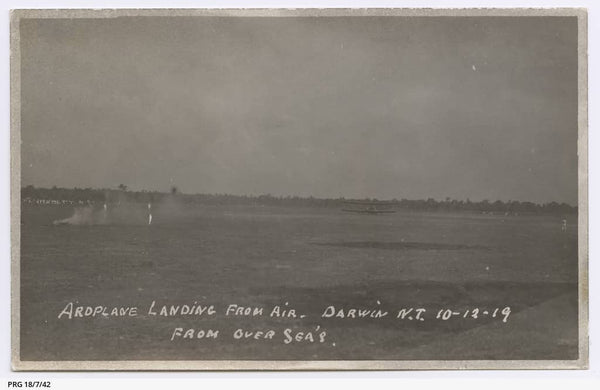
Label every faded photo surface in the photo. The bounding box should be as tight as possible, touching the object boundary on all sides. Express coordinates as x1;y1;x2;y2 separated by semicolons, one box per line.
13;10;585;369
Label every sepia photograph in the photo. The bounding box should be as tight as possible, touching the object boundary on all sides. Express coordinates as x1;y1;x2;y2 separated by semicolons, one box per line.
10;8;587;370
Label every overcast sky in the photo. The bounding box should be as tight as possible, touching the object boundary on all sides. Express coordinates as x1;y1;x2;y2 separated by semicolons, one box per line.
20;16;579;204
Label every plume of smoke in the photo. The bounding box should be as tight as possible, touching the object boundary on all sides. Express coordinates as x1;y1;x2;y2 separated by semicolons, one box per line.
53;203;151;226
52;188;188;226
53;206;107;225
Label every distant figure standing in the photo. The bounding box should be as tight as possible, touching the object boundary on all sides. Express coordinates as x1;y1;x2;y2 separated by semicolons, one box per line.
103;203;107;223
148;203;152;225
562;219;567;231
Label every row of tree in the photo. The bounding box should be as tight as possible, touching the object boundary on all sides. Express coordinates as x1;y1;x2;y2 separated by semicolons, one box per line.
20;185;577;215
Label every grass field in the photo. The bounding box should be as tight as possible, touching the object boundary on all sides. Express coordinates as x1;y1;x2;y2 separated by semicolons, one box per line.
19;204;579;361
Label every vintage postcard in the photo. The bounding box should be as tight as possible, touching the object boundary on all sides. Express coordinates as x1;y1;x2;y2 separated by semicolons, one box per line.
10;8;588;370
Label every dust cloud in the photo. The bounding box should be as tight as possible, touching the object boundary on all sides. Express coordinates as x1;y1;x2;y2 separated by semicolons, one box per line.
52;192;186;226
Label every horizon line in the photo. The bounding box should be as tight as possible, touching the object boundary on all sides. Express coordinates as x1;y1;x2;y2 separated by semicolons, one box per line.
20;184;578;209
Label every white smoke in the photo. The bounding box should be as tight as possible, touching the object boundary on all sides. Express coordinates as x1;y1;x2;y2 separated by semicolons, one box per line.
53;206;107;226
52;192;185;226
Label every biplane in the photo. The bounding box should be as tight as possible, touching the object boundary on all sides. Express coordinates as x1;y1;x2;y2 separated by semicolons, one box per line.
342;200;397;214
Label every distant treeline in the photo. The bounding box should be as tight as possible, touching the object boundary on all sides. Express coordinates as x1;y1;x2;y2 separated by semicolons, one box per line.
21;185;577;215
